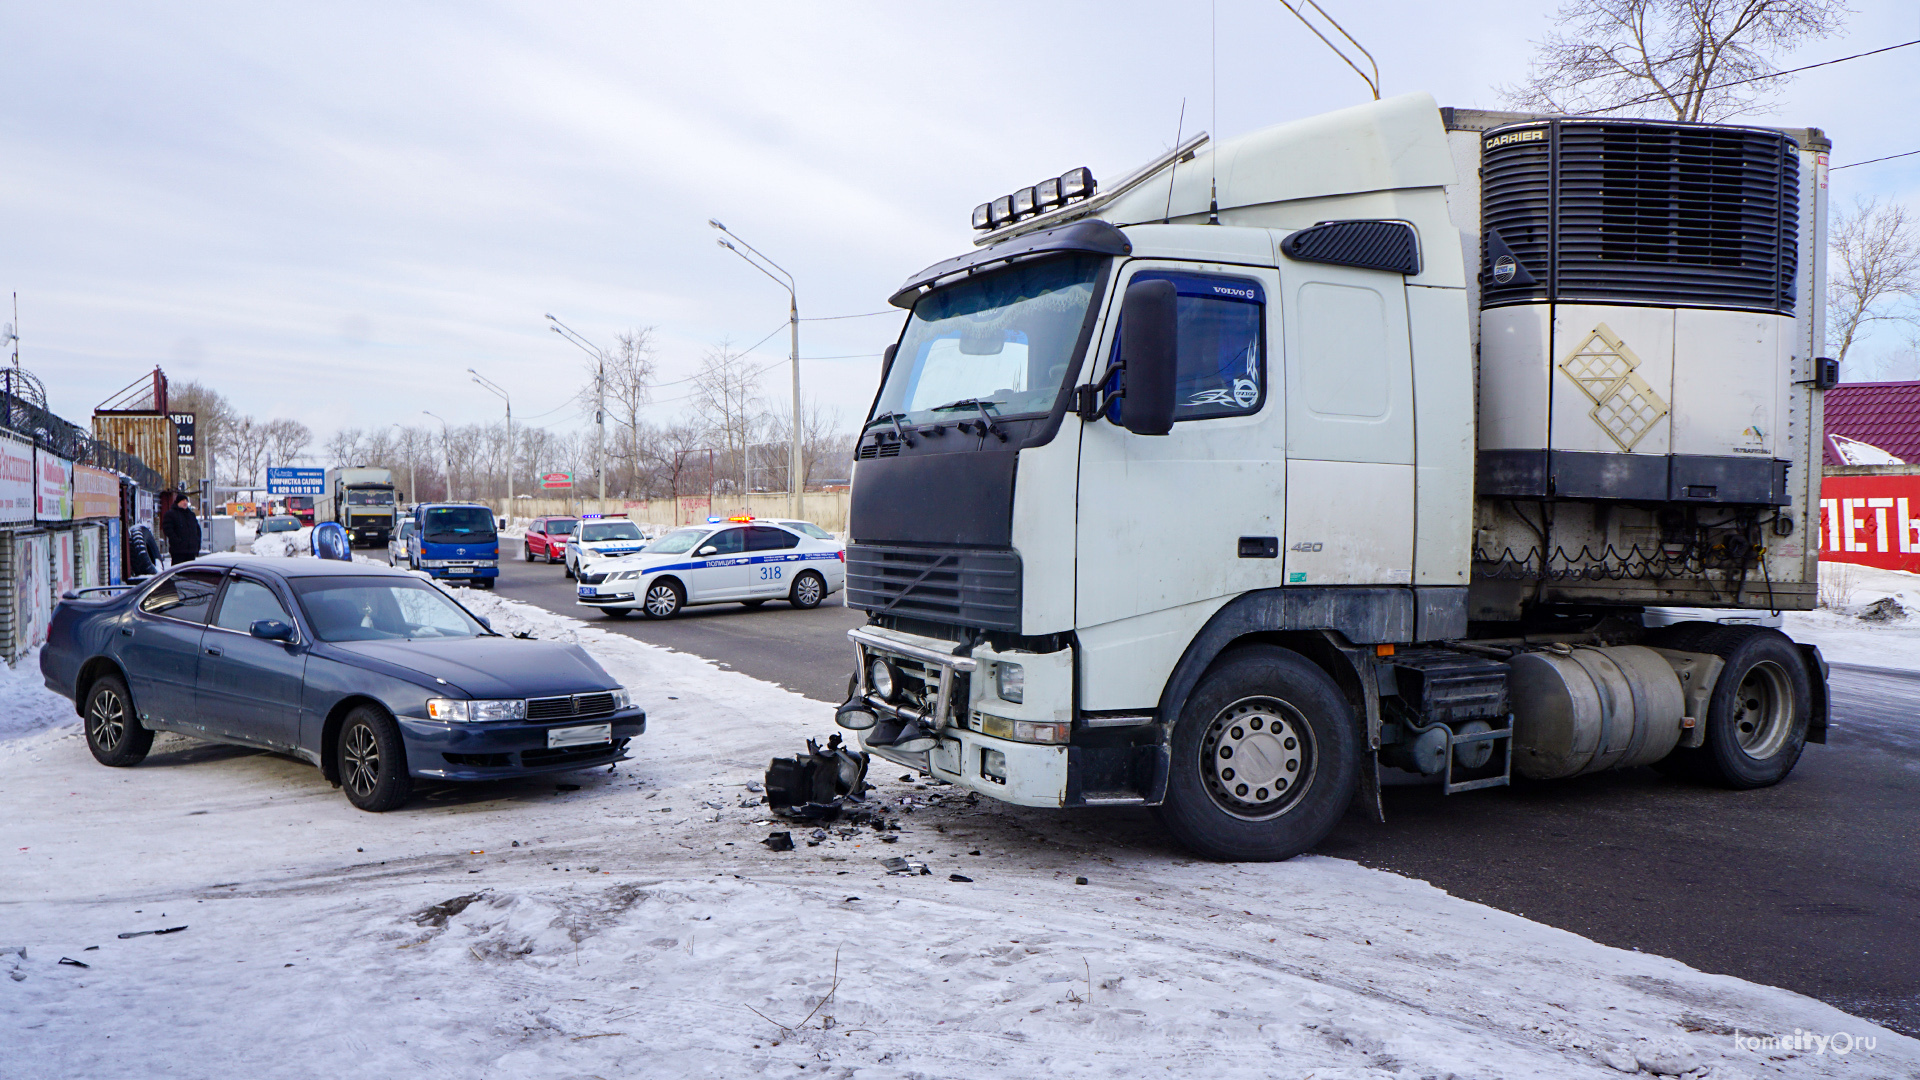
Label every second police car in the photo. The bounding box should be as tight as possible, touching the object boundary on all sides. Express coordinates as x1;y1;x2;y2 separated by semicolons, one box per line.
562;515;652;580
575;516;844;618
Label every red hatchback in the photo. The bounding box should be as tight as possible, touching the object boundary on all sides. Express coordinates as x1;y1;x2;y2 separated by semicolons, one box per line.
523;516;579;563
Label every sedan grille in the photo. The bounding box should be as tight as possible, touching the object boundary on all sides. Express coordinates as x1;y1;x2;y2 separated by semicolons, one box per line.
577;571;609;585
527;692;620;721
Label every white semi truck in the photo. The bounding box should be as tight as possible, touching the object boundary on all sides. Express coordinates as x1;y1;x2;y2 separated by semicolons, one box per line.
321;466;400;548
834;93;1836;861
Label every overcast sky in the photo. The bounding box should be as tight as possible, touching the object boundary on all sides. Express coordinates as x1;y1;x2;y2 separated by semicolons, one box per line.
5;1;1917;450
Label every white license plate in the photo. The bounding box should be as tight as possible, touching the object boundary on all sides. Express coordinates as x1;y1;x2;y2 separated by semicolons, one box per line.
548;723;612;749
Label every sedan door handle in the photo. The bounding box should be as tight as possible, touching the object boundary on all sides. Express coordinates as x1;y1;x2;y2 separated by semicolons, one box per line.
121;628;134;637
205;646;223;657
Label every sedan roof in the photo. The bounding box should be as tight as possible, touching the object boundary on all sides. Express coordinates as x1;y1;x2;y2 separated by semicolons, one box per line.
186;554;415;579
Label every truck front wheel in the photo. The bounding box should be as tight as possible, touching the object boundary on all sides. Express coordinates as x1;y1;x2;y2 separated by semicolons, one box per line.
1153;645;1359;862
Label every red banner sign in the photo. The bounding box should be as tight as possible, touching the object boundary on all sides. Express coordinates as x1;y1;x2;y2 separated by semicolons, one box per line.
1819;474;1920;573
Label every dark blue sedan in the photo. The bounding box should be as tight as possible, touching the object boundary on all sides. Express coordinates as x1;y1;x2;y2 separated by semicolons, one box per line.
40;555;645;811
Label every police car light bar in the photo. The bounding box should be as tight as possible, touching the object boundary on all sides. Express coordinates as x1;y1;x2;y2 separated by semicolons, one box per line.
972;167;1096;232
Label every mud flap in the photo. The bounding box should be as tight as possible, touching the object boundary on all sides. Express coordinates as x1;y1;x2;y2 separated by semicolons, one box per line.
1360;749;1385;824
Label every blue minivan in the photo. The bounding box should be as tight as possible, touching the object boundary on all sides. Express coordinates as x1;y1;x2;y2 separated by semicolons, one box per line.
407;503;500;588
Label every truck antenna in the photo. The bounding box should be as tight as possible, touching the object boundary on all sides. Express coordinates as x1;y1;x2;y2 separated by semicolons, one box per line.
1210;0;1220;225
1163;99;1187;224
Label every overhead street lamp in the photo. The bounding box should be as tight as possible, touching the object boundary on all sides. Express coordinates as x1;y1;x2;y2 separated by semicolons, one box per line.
422;410;451;500
469;368;512;524
709;219;803;520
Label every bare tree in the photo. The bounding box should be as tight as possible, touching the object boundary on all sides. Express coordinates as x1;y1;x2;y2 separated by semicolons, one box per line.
691;342;766;494
764;398;851;491
1502;0;1848;121
1828;196;1920;375
263;418;312;467
324;427;367;466
640;421;711;500
225;416;270;488
167;380;236;490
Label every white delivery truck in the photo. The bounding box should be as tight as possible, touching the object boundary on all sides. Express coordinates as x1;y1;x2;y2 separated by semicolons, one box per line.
834;93;1836;861
321;466;400;548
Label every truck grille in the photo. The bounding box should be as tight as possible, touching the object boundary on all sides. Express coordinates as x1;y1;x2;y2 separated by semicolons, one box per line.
856;440;903;459
846;543;1021;632
526;692;619;721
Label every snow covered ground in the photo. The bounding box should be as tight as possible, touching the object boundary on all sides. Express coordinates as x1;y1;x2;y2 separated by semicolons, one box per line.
5;594;1915;1079
1784;564;1920;674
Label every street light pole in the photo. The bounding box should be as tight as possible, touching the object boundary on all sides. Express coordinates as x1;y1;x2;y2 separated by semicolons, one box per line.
709;219;802;520
469;369;512;523
423;410;451;500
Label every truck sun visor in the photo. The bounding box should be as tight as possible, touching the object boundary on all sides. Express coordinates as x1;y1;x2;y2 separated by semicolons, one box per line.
889;220;1131;308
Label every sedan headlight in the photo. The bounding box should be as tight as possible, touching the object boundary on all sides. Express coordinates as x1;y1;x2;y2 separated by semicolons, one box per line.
612;687;632;710
425;698;527;723
613;569;642;581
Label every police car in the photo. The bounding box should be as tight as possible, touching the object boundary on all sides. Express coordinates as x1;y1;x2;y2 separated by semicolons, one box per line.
574;516;844;619
562;515;652;580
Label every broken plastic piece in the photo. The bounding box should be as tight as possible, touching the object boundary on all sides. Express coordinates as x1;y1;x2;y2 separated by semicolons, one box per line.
116;926;187;939
949;874;973;883
1075;877;1089;885
58;957;89;968
762;831;795;852
765;735;869;817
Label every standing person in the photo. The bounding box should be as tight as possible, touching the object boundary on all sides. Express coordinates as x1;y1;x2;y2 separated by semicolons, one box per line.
160;490;202;565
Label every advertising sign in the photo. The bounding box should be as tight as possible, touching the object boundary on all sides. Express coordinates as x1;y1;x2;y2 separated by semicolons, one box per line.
107;518;124;586
267;467;325;496
1819;474;1920;573
0;434;31;524
78;525;104;588
13;532;50;653
541;472;574;489
171;412;197;457
36;452;74;522
55;529;77;598
74;464;120;519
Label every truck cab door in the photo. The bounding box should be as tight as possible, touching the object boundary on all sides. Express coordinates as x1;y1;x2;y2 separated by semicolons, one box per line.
1074;262;1287;712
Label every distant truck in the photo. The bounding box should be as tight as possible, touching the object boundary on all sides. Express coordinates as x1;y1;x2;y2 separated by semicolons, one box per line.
321;467;399;548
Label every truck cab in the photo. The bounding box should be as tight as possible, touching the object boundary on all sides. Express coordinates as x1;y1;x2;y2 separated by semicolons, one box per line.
835;92;1830;861
408;503;500;588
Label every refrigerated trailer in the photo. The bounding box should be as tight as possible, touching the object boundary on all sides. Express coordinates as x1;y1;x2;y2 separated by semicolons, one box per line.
833;93;1835;861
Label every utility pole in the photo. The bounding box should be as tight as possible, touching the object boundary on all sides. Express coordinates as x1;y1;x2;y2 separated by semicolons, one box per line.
710;220;803;520
391;423;415;505
469;369;512;522
546;314;611;512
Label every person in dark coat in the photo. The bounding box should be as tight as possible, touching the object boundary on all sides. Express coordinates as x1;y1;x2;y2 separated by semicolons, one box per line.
160;491;202;564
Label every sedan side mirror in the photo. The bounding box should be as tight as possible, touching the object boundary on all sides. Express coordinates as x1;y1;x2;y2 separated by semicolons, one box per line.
475;615;492;631
250;619;296;642
697;545;718;556
1119;278;1179;436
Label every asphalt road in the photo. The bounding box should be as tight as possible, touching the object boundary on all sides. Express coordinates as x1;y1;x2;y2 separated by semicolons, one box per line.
464;544;1919;1036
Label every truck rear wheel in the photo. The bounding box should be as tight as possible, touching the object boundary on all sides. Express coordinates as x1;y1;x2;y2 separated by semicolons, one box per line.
1654;625;1810;789
1152;645;1359;862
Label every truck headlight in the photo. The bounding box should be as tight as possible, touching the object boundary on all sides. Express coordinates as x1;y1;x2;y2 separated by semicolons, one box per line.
425;698;527;723
868;658;898;701
995;663;1024;704
981;748;1007;784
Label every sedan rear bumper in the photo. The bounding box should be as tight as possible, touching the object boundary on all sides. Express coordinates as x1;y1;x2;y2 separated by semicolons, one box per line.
397;708;646;780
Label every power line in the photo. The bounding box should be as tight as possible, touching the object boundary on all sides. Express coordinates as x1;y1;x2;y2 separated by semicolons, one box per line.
800;310;900;322
1832;148;1920;171
1575;38;1920;116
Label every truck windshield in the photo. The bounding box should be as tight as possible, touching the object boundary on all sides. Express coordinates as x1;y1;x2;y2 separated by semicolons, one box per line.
874;254;1106;427
422;507;497;544
347;490;395;506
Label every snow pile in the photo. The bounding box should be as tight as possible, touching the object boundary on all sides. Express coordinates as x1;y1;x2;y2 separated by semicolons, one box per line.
0;647;74;743
1786;564;1920;673
5;594;1914;1078
249;525;312;557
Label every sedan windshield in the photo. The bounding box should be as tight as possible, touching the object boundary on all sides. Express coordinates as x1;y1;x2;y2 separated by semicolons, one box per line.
873;254;1106;427
264;517;301;533
292;577;487;642
643;527;708;555
422;507;497;544
579;521;642;542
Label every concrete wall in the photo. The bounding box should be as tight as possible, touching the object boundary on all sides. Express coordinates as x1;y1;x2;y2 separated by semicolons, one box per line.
478;491;852;534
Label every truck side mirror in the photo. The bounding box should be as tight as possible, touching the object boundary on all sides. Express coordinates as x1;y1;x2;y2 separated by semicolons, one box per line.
1120;279;1178;436
880;343;897;383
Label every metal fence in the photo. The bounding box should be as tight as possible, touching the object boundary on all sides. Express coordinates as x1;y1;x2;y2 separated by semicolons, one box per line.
1;389;167;491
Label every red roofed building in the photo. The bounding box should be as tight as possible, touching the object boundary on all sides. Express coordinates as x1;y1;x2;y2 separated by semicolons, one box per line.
1822;381;1920;466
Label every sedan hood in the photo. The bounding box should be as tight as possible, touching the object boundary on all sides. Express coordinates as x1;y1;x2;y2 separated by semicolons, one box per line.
330;637;617;699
